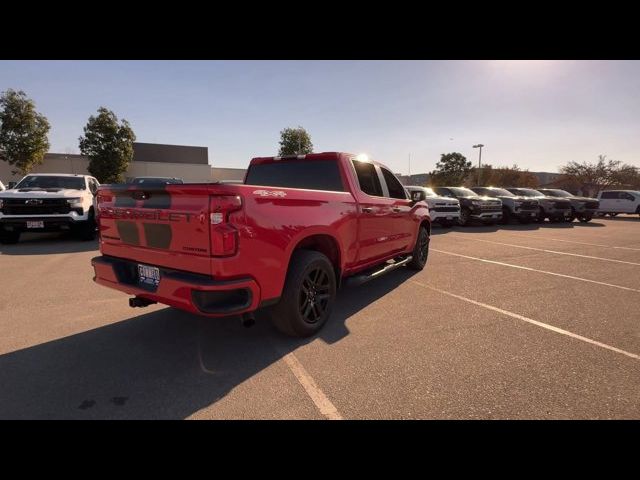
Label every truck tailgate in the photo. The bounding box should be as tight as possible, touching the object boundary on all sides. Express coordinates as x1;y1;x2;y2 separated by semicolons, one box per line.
97;184;223;275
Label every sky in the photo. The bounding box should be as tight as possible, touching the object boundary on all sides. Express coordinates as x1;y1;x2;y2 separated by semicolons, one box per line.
1;60;638;174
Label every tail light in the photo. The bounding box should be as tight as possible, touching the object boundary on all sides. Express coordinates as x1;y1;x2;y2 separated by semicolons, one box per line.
210;195;242;256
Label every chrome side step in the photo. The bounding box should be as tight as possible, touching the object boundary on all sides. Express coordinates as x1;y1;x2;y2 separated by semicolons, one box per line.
343;256;413;288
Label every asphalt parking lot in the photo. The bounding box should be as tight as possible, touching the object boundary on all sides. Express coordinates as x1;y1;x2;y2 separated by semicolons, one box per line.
0;215;639;419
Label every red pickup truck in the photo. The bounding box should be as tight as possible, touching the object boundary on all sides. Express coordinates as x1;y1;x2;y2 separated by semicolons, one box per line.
91;152;431;336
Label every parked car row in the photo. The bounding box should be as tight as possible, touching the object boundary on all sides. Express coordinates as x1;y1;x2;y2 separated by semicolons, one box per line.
404;185;634;226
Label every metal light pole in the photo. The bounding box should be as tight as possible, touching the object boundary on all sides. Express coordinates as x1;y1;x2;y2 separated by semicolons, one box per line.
473;144;484;186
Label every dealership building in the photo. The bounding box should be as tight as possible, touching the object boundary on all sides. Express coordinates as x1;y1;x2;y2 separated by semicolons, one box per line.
0;142;247;184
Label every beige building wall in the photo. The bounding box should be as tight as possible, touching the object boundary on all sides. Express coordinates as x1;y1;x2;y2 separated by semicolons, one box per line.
1;155;248;185
211;167;246;181
0;155;91;183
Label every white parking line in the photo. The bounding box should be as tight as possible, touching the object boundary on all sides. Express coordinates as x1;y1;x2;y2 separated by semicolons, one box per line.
281;352;343;420
431;248;640;293
460;237;640;266
505;234;640;252
412;281;640;361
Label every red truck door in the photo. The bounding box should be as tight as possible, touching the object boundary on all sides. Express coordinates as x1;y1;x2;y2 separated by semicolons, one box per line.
350;159;415;266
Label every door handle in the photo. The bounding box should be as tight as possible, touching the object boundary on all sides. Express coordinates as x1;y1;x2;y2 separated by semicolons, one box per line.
362;207;373;213
392;207;402;213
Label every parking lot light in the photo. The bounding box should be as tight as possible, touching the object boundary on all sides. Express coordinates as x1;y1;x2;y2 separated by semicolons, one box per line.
473;144;484;186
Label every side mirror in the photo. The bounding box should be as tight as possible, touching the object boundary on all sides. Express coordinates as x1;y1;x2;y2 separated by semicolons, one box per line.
7;182;16;189
411;190;426;203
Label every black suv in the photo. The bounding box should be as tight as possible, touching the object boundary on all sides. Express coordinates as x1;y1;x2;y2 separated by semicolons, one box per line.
471;187;539;224
506;188;572;222
433;187;503;226
537;189;599;223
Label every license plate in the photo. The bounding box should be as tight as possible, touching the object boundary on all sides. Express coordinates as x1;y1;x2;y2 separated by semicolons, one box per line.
138;264;160;287
26;221;44;229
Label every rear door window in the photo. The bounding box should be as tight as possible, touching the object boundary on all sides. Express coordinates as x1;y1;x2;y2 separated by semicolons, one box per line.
352;160;383;197
380;168;407;199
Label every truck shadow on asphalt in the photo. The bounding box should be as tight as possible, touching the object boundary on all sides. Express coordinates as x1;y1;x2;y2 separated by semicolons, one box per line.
0;233;98;255
431;220;606;235
0;269;415;419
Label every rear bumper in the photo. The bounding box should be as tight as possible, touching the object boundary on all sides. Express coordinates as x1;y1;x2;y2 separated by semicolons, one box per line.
91;255;261;317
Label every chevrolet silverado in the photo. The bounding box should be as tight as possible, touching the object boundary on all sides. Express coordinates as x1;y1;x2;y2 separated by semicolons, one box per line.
91;152;431;337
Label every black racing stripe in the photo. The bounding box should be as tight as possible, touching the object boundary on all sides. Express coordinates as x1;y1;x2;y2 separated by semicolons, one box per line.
116;221;140;245
142;223;172;249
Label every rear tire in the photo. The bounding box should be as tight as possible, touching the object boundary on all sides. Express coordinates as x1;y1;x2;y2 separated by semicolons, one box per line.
0;231;20;244
579;215;592;223
407;225;429;271
269;250;337;337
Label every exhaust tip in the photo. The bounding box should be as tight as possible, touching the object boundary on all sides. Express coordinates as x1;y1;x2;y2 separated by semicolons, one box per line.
129;297;157;308
241;312;256;328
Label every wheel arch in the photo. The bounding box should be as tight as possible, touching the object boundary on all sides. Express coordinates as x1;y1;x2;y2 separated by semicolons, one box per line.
287;232;343;286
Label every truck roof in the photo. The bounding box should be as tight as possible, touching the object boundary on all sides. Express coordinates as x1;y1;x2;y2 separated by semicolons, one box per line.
22;173;89;177
249;151;394;171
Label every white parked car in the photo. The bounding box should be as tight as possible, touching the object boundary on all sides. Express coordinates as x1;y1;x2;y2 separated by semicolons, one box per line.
596;190;640;217
0;173;100;244
405;186;461;227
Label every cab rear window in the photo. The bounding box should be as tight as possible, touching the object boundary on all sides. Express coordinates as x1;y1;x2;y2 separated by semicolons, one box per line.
245;159;345;192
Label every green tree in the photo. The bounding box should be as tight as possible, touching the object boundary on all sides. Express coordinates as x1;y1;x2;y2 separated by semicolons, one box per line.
466;164;539;188
278;126;313;156
429;152;472;186
560;155;639;191
0;89;51;176
79;107;136;183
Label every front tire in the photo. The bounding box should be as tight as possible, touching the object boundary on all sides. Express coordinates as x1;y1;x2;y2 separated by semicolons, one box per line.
75;209;97;241
270;250;337;337
579;215;592;223
407;225;430;271
459;207;471;226
500;207;511;225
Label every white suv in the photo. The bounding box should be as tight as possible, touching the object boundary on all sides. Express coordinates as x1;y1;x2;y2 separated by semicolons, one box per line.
405;186;461;227
0;173;99;244
596;190;640;218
